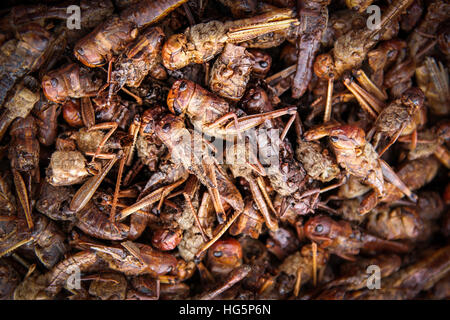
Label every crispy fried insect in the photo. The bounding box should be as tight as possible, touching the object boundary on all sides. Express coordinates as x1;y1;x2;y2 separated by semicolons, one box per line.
0;76;40;141
304;123;417;214
42;63;103;104
162;9;298;70
366;206;424;240
167;79;296;140
230;198;265;239
108;27;167;100
291;0;331;98
0;24;52;106
332;0;414;77
372;87;425;155
207;238;243;278
304;215;410;260
74;0;187;68
209;43;253;101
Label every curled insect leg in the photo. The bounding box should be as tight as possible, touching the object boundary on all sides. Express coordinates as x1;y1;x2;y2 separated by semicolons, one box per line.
203;112;242;139
379;159;417;202
70;152;120;212
199;264;251;300
119;175;188;219
244;147;266;176
265;65;296;98
12;169;33;229
359;190;379;215
318;175;348;195
248;177;278;231
266;65;296;86
87;122;119;164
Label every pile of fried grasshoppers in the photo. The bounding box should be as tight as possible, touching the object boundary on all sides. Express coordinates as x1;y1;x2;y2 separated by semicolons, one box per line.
0;0;449;300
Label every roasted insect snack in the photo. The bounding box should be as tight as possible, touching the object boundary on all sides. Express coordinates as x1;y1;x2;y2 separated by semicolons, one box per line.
0;0;448;301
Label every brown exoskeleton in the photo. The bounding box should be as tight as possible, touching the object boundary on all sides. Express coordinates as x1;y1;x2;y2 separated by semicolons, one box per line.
367;39;406;88
106;27;167;104
45;239;178;296
162;8;299;70
122;111;244;225
41;63;103;104
0;76;40;141
407;0;450;58
319;254;401;293
261;244;329;298
371;87;426;156
33;92;61;147
74;0;188;69
304;123;418;214
332;0;414;77
291;0;330;99
366;206;424;241
0;24;53;106
0;259;21;299
361;157;440;210
0;212;68;269
230;197;265;239
415;57;449;116
209;43;253;101
167;79;297;140
304;215;410;261
8;115;40;229
345;245;450;299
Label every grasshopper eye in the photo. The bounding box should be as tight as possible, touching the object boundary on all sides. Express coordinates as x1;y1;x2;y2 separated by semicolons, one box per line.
179;81;187;91
259;61;268;68
315;224;324;233
162;123;171;132
76;47;85;56
330;136;339;142
50;78;58;87
213;251;223;257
